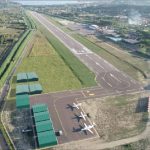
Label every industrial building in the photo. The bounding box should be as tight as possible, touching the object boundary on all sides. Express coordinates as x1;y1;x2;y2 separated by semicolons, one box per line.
17;72;38;83
16;84;42;95
16;94;30;109
32;104;58;148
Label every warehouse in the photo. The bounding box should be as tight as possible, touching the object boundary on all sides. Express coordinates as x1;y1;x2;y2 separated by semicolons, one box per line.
17;73;28;83
32;104;58;148
29;84;43;95
34;111;51;122
16;84;43;95
35;120;53;133
37;130;57;148
16;94;30;109
27;72;38;81
17;72;39;83
16;84;29;95
32;104;48;113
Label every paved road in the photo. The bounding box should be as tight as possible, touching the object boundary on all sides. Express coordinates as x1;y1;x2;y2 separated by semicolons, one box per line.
30;12;142;93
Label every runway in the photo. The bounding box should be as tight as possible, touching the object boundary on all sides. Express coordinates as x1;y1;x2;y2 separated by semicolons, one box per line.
30;11;142;92
29;11;143;145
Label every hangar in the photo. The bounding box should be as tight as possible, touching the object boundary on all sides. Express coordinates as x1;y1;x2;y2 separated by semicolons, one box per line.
17;72;38;83
17;73;28;83
32;104;58;148
16;94;30;109
16;84;29;95
16;84;43;95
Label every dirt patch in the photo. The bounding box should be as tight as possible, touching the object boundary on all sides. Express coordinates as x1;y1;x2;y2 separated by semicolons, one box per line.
81;95;148;142
2;101;34;150
104;139;150;150
29;32;55;57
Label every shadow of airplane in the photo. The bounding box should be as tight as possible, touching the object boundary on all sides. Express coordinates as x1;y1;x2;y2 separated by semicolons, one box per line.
66;104;75;111
72;113;82;122
72;125;87;135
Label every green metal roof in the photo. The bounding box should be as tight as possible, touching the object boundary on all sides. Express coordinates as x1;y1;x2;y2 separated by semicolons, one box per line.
29;84;43;94
16;84;29;95
35;120;53;133
32;104;48;113
16;94;30;109
17;73;28;82
27;72;38;81
34;111;50;122
37;130;57;148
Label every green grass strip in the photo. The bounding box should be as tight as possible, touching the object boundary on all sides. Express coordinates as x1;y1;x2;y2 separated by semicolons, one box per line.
34;19;96;87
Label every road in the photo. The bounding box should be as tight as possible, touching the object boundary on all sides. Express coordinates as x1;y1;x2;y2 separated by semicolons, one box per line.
30;12;142;93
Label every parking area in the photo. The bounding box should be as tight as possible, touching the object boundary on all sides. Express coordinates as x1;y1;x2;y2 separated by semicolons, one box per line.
30;93;98;144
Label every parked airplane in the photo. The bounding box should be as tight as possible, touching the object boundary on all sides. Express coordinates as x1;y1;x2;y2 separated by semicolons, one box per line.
72;102;81;109
78;112;87;120
74;112;87;122
81;123;96;134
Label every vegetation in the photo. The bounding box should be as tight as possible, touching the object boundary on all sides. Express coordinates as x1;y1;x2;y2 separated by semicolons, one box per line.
29;13;96;88
0;5;35;88
13;31;83;94
72;34;146;81
82;93;148;142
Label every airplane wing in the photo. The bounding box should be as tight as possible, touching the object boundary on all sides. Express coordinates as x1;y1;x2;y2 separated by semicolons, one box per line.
83;115;86;120
87;129;93;134
84;123;88;128
81;112;86;120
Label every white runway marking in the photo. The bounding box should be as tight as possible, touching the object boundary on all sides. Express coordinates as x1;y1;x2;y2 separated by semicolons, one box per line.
102;77;112;87
95;62;105;69
110;73;121;83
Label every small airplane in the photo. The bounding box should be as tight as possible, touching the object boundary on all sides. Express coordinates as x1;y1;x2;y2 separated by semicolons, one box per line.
81;122;96;134
73;112;87;122
78;112;87;120
72;102;81;109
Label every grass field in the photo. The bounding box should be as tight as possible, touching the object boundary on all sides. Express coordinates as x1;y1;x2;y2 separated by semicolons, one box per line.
29;12;96;87
14;31;83;93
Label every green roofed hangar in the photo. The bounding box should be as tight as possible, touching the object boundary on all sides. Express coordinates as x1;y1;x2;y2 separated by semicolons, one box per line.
29;84;42;95
16;84;43;95
27;72;38;81
17;73;28;83
17;72;38;83
16;94;30;109
34;111;50;122
32;104;58;148
37;130;57;148
32;104;48;113
16;84;29;95
35;120;53;133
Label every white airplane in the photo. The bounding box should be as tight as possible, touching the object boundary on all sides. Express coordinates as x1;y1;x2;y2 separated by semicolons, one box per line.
81;123;96;134
72;103;81;109
78;112;87;121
